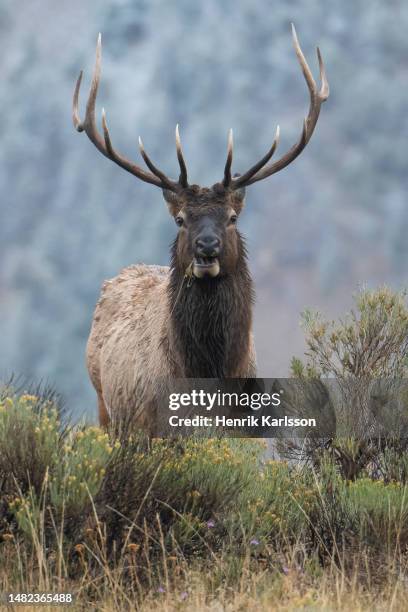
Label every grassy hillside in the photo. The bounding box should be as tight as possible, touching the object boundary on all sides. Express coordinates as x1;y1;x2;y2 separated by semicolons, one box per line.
1;393;408;610
1;287;408;610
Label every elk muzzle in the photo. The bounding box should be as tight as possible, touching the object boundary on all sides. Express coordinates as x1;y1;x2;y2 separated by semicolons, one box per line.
193;232;221;278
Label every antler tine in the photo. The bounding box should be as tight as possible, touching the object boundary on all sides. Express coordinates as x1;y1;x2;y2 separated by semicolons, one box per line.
291;24;316;99
74;33;109;157
72;34;181;192
230;24;329;189
223;129;234;187
73;70;85;132
317;46;329;100
175;125;188;187
290;23;329;137
138;136;179;186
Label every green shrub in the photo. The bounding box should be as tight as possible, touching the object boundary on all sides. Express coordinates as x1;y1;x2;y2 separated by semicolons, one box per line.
2;382;408;590
0;393;62;495
298;286;408;378
95;436;266;559
0;393;116;544
283;287;408;476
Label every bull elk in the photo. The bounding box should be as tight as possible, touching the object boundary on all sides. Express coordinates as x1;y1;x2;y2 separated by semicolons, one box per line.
73;25;329;429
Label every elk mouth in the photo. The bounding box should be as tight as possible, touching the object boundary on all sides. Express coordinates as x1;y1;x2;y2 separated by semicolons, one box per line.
193;256;220;278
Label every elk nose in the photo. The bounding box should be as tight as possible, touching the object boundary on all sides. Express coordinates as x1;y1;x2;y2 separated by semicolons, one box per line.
195;234;221;257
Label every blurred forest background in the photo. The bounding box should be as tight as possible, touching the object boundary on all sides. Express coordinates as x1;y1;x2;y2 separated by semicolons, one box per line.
1;0;407;418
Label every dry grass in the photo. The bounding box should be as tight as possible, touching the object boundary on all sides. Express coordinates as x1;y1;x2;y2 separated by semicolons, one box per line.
1;536;408;611
3;287;408;609
1;403;408;611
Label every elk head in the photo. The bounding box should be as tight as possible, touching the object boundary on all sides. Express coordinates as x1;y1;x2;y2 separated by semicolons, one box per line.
73;25;329;280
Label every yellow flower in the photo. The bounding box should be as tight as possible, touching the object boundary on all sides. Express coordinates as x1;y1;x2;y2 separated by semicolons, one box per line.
20;394;38;403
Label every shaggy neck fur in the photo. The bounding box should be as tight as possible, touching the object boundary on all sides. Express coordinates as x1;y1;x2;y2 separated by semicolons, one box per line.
168;237;254;377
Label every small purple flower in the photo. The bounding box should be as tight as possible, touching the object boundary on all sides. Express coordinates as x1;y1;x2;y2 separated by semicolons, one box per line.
180;591;188;601
250;538;260;546
282;566;290;575
157;586;166;593
206;519;215;528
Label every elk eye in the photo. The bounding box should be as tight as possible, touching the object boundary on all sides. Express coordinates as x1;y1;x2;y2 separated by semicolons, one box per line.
229;214;238;225
175;216;184;227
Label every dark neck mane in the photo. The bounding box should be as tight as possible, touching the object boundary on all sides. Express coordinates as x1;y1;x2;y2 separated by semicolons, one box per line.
168;241;254;377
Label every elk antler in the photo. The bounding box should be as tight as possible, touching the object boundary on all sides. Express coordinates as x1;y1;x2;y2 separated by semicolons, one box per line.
224;24;329;189
73;34;188;192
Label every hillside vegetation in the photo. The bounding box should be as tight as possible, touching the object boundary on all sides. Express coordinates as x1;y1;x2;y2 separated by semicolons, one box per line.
1;288;408;610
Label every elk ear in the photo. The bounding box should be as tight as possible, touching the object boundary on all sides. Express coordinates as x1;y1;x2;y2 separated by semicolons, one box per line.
162;189;181;216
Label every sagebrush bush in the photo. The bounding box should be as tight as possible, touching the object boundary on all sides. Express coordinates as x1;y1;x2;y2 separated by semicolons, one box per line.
0;392;63;495
0;393;314;565
0;394;116;544
2;391;407;564
283;287;408;477
2;286;408;607
1;386;408;606
296;286;408;379
96;435;275;562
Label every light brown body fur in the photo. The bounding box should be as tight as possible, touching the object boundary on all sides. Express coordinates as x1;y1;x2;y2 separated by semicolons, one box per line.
87;264;257;427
